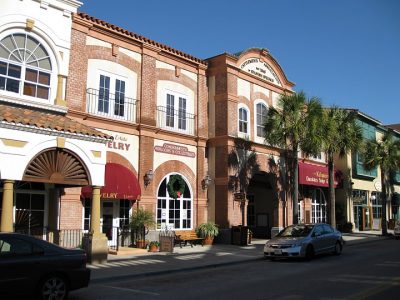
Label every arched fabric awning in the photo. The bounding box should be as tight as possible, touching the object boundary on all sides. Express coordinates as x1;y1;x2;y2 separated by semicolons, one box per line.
82;163;141;200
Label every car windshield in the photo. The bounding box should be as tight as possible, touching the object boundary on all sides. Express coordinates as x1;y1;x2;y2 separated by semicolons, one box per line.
277;225;314;237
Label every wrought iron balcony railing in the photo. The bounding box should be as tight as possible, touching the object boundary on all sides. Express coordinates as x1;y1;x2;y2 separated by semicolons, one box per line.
86;88;137;122
156;105;195;135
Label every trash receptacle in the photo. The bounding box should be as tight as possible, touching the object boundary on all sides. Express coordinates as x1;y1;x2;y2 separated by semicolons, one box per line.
231;226;248;245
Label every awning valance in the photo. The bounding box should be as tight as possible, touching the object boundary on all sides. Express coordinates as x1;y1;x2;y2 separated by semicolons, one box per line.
82;163;141;200
298;162;341;188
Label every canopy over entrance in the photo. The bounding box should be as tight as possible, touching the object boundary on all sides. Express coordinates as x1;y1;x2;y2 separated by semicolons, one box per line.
82;163;141;200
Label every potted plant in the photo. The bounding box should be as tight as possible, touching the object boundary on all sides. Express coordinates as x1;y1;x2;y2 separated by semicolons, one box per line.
130;208;155;249
148;241;160;252
196;222;219;245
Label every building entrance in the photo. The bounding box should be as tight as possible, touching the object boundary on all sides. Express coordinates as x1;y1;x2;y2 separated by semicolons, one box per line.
247;172;276;238
354;205;371;231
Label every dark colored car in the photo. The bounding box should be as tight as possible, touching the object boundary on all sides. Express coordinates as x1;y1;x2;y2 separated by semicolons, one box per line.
0;233;90;299
264;223;344;260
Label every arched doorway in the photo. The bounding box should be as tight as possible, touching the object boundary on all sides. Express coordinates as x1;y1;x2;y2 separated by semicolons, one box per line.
247;172;277;238
17;148;90;236
156;173;193;230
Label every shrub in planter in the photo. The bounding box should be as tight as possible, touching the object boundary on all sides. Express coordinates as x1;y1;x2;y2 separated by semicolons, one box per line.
148;241;160;252
196;222;219;245
130;208;155;248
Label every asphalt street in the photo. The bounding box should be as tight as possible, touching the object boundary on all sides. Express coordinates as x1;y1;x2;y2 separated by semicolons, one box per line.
69;238;400;300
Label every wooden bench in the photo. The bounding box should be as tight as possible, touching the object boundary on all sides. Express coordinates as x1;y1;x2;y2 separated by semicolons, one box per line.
174;230;205;248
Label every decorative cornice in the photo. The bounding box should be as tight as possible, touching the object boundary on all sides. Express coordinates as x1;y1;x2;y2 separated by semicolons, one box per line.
75;12;207;67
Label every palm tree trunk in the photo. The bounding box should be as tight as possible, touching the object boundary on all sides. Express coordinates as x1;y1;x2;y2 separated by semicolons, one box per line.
293;148;299;224
328;154;336;228
380;169;388;236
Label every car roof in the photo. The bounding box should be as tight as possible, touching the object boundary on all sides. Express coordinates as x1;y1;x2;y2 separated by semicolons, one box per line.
0;232;70;252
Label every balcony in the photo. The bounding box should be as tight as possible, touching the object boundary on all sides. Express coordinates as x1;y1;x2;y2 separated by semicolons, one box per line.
86;88;137;122
157;105;195;135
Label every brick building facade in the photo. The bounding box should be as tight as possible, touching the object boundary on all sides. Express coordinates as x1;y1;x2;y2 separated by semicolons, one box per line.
66;12;209;242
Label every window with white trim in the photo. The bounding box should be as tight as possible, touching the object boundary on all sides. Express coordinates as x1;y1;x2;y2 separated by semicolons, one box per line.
98;73;126;117
0;33;52;100
298;200;304;224
238;107;249;134
256;103;268;137
166;93;187;131
311;189;327;223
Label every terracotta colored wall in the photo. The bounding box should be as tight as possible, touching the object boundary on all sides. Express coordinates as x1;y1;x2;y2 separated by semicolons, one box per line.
59;187;83;229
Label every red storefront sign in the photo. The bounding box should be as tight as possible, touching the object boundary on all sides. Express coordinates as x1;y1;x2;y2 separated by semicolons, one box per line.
298;162;341;188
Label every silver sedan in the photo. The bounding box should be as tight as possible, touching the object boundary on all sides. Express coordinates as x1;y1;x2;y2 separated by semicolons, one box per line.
264;223;343;260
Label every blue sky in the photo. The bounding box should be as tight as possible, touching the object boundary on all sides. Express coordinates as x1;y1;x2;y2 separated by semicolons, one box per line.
80;0;399;125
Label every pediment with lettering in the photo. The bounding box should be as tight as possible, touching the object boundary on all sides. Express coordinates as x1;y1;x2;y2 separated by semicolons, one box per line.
240;58;281;86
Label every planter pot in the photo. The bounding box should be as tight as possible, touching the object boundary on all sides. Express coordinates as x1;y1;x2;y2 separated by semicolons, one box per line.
203;236;214;245
136;240;146;249
149;245;159;252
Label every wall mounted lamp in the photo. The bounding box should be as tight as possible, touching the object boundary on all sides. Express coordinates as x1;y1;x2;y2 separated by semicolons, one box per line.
144;169;154;187
202;174;212;190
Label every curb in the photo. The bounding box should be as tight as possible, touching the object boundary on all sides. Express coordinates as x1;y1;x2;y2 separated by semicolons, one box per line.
343;235;392;247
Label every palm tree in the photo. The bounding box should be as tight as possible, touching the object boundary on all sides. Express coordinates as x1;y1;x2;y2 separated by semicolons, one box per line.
363;130;400;235
320;107;362;228
264;91;322;224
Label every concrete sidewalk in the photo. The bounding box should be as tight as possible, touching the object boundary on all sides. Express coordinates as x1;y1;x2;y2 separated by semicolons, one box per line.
88;230;392;283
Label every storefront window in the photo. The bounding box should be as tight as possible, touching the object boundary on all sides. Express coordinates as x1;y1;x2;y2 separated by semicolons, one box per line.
119;199;131;228
298;201;304;224
83;198;91;231
352;190;368;205
157;174;192;230
15;192;45;235
371;191;382;219
311;189;327;223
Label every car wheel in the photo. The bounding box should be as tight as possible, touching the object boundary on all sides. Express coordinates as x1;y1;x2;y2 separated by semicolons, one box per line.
264;254;275;261
305;245;314;261
38;275;69;300
333;242;342;255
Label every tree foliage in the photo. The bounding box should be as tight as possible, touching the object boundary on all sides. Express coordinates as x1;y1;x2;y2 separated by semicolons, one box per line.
264;91;322;224
363;130;400;235
320;107;362;227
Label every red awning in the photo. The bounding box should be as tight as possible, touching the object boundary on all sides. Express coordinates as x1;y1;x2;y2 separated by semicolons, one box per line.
298;162;341;188
81;163;141;200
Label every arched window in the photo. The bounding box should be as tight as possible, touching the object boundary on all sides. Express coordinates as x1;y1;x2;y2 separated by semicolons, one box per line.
157;174;192;230
256;102;268;137
238;107;248;134
0;33;52;100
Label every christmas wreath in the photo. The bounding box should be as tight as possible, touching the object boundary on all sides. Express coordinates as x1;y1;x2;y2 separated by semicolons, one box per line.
167;174;186;199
